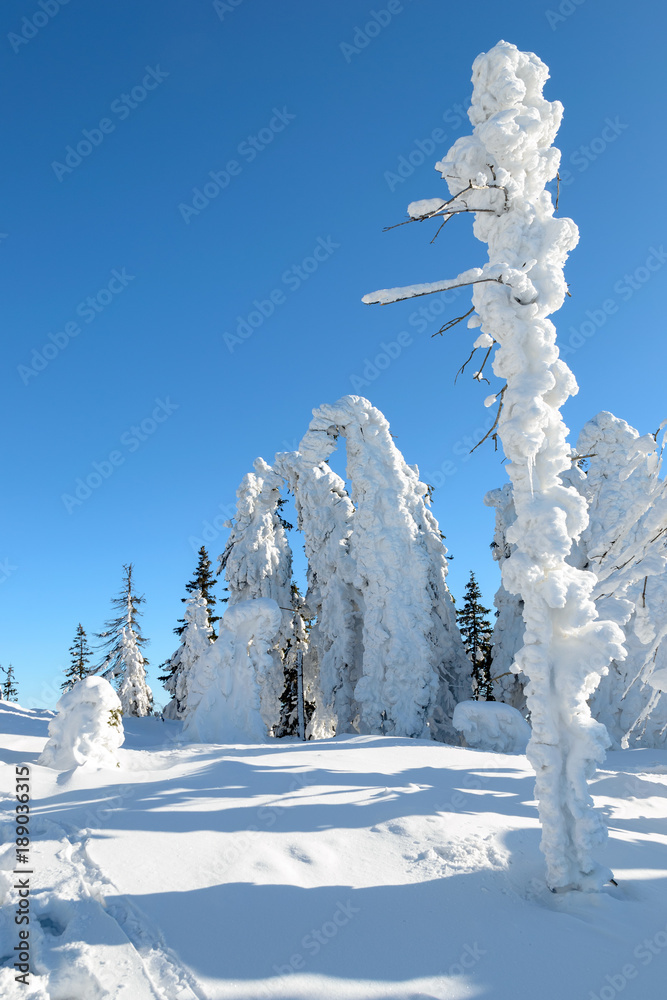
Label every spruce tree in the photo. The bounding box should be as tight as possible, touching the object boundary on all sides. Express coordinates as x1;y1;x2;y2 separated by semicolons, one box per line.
456;572;495;701
174;547;221;639
62;624;93;691
96;564;149;678
275;584;315;738
1;664;19;702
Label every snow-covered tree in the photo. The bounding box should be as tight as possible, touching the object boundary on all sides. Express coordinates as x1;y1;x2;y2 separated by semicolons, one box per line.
38;675;124;770
218;459;294;732
62;623;93;692
117;626;153;717
175;546;220;639
456;572;494;701
183;598;283;744
274;584;315;738
1;664;18;702
161;590;214;720
96;564;149;679
487;412;667;748
273;448;362;738
302;395;470;741
573;412;667;748
362;42;626;890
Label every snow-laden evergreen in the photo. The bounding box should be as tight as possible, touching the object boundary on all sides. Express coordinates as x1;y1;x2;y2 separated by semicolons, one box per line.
273;447;362;738
456;571;494;701
161;590;213;720
62;623;93;692
363;42;626;889
304;395;469;740
574;412;667;748
219;458;294;731
183;597;282;744
117;626;153;718
38;676;124;770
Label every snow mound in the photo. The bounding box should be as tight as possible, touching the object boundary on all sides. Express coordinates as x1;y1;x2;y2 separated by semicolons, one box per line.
453;700;531;754
183;597;283;744
38;676;124;771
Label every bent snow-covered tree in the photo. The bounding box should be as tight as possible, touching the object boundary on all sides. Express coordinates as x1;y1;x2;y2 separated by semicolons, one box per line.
274;440;363;738
363;42;625;889
303;395;470;740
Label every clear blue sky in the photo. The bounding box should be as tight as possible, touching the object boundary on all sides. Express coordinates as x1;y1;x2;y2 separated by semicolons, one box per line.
3;0;665;708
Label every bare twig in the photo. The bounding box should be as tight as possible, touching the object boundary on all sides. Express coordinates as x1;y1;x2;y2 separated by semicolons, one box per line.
642;575;648;608
455;348;477;383
470;384;507;454
556;171;560;211
432;306;475;338
474;342;496;381
429;216;451;244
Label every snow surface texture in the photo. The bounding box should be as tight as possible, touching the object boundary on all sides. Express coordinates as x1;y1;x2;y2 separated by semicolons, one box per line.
219;459;294;731
302;395;470;741
363;42;627;890
162;590;214;720
4;702;667;999
38;676;124;770
273;449;362;738
183;598;282;744
453;699;531;753
117;626;152;718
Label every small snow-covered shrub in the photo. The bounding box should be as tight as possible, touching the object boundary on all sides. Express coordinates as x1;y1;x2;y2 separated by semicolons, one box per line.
453;700;531;754
38;676;124;770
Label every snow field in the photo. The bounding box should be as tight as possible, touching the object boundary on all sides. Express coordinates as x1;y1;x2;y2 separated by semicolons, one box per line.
2;704;667;999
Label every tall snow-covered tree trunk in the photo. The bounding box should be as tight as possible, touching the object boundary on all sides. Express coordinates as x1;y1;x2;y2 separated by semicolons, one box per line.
363;42;626;889
219;458;294;732
303;395;469;741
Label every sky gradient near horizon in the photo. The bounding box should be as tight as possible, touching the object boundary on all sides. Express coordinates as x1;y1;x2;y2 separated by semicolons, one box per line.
3;0;666;707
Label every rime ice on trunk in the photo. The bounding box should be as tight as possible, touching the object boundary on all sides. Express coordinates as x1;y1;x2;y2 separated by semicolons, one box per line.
219;458;294;732
304;395;469;740
363;42;626;888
